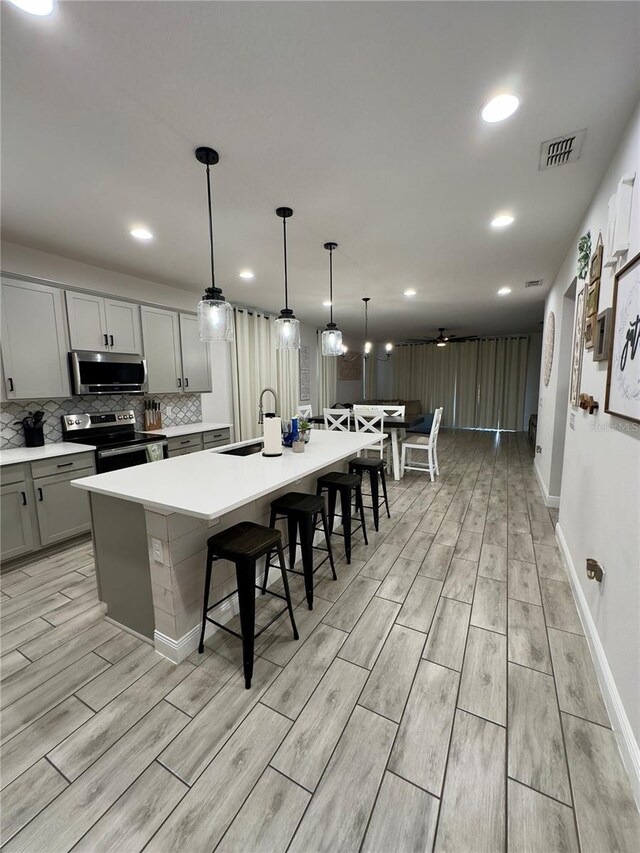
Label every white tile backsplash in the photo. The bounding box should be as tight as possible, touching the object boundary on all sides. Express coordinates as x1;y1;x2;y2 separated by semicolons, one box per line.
1;394;202;448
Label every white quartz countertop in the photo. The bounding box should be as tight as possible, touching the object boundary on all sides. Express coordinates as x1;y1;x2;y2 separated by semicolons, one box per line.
139;422;233;438
72;430;383;520
0;442;96;467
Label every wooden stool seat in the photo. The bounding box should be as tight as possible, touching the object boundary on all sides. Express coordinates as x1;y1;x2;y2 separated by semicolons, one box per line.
271;492;325;515
207;521;281;561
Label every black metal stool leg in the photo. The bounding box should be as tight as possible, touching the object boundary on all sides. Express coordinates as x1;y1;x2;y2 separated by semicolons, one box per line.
198;544;215;654
298;512;315;610
236;558;257;689
287;513;298;572
340;485;353;563
380;466;391;519
262;509;278;594
326;486;337;534
320;505;337;580
356;483;368;545
277;542;299;640
369;468;380;531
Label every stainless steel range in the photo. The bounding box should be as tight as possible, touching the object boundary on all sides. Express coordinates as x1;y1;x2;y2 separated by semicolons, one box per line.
62;409;168;473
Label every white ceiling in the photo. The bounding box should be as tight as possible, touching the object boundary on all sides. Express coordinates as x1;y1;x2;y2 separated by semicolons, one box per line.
2;1;639;343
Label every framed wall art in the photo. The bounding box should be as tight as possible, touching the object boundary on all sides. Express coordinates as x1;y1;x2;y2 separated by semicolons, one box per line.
570;281;586;407
584;314;595;349
605;252;640;423
593;308;612;363
586;281;599;318
589;232;603;282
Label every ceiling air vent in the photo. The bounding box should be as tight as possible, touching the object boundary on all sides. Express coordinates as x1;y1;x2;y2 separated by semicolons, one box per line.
525;279;544;289
539;130;587;170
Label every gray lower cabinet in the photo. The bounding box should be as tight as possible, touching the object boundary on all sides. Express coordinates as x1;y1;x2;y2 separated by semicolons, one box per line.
0;481;36;560
167;433;203;457
33;470;93;547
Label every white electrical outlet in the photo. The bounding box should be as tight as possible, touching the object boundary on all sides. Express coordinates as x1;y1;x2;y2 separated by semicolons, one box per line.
151;538;164;564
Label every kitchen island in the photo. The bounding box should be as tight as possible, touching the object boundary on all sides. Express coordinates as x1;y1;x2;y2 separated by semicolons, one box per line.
72;430;382;662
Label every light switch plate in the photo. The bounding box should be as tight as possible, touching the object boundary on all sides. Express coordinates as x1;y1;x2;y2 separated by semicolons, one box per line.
151;538;164;563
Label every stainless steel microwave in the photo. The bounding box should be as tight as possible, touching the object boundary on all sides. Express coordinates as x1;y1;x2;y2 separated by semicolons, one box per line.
70;351;148;395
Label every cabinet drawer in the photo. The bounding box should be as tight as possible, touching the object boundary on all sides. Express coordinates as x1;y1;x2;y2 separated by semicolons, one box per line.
204;439;229;450
167;434;203;452
168;446;202;458
1;463;28;485
203;429;230;445
31;453;96;480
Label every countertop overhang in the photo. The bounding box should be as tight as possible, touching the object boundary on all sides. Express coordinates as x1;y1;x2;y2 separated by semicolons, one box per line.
139;422;232;439
72;430;385;520
0;442;97;466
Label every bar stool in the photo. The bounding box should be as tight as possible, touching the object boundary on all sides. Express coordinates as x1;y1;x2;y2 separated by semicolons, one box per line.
348;457;391;532
316;471;368;564
198;521;298;689
262;492;337;611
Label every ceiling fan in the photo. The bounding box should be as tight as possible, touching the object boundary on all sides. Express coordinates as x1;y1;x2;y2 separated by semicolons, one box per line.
403;328;479;347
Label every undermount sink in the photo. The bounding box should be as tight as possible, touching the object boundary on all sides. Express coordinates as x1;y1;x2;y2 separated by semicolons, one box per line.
218;441;264;457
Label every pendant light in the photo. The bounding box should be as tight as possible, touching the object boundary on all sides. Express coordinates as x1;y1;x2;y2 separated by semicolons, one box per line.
195;147;234;343
360;297;393;400
274;207;300;351
321;242;343;356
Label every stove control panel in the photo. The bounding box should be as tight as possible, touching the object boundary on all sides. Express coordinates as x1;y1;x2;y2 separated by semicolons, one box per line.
62;410;136;433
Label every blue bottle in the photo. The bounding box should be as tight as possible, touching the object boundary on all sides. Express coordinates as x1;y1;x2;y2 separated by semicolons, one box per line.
291;417;299;443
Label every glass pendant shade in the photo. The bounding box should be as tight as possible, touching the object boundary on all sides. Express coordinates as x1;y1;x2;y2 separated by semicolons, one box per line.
275;308;301;351
197;287;234;342
322;323;343;356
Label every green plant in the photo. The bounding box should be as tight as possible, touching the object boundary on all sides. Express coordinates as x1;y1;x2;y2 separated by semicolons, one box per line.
577;231;591;280
299;418;310;431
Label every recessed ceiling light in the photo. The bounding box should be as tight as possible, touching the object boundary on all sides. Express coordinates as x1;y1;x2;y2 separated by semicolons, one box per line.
239;270;254;280
491;214;515;228
404;289;417;297
481;93;520;123
323;300;332;307
497;287;512;296
8;0;54;16
130;227;153;241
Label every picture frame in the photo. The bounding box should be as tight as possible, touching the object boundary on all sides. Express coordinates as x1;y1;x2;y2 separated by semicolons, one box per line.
586;280;600;317
593;308;612;363
570;280;585;407
584;314;595;349
589;232;603;282
605;251;640;423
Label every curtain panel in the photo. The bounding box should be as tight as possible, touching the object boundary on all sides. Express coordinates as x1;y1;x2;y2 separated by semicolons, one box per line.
393;336;529;431
231;309;300;441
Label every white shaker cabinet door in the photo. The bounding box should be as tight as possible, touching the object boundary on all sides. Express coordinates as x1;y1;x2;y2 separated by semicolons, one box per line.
66;291;109;351
0;482;36;560
141;306;183;393
104;299;143;354
1;279;71;399
179;314;212;393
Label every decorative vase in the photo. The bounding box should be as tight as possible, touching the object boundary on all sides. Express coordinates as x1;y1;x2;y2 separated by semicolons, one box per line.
292;440;305;453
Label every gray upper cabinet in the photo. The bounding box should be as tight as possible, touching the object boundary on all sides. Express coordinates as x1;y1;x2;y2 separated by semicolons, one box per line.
141;306;183;393
1;278;71;400
179;314;212;393
66;291;142;354
1;481;36;560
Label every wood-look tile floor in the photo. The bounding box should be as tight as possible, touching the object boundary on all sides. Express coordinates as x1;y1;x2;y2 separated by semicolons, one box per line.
1;431;639;852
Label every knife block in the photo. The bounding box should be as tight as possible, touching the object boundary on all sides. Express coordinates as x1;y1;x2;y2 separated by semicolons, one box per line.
143;411;162;431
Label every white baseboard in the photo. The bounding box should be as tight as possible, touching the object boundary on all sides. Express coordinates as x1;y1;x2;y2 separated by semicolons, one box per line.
533;459;561;508
154;596;238;664
555;523;640;807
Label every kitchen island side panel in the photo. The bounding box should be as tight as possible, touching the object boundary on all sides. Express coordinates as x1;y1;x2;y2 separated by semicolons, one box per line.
90;492;155;640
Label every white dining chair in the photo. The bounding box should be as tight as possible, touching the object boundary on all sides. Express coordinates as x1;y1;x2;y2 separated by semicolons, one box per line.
400;407;443;481
323;408;351;431
298;404;313;419
354;410;386;461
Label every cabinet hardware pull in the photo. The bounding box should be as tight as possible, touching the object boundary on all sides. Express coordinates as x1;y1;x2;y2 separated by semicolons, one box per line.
37;487;44;501
57;461;74;468
104;334;109;347
8;378;14;392
177;378;182;387
110;335;114;347
21;491;27;506
185;377;189;388
180;440;190;445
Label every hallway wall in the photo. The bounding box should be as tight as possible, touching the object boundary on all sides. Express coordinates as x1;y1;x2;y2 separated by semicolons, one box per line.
535;104;640;770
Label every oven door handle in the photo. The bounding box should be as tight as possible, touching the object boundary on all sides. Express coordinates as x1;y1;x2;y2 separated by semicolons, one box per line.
98;441;167;459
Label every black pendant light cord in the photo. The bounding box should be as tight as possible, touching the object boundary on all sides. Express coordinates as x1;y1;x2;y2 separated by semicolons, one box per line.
282;216;289;311
205;163;216;292
364;297;369;345
329;246;334;325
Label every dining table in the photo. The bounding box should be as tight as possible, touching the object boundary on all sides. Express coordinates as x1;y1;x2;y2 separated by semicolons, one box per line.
308;413;430;481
